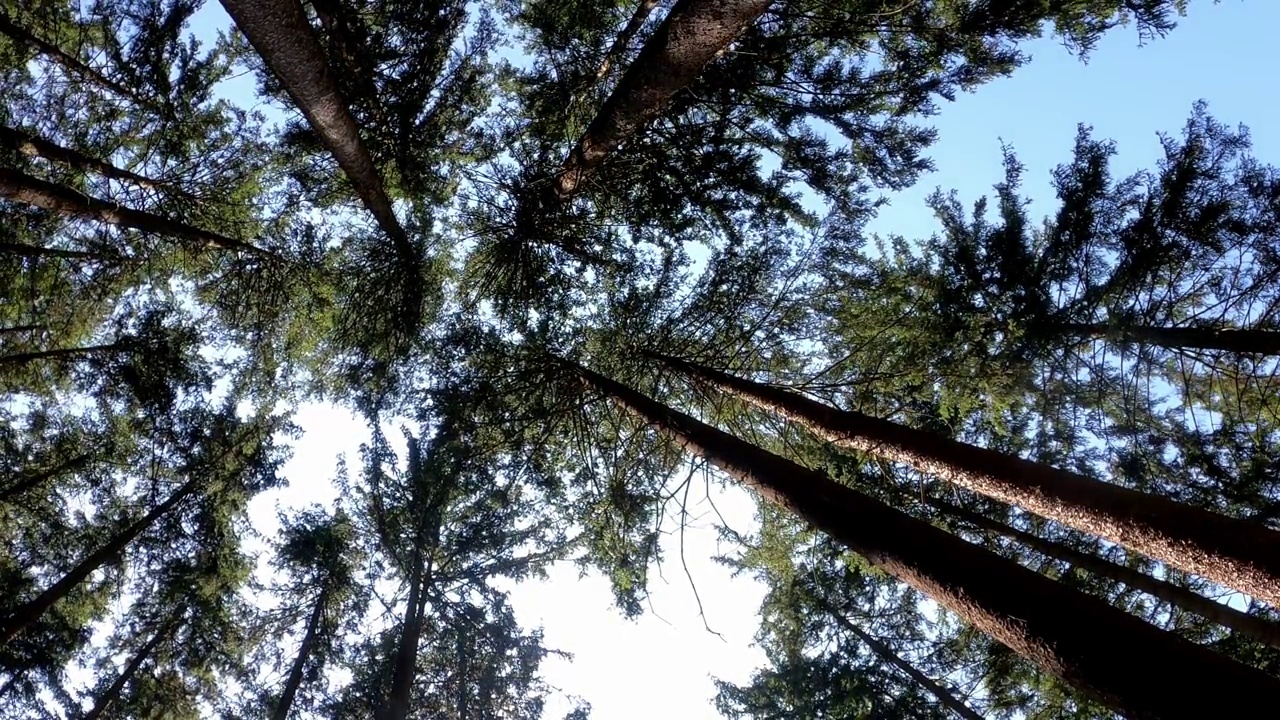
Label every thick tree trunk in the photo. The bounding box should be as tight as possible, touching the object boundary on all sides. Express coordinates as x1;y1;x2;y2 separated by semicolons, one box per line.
0;11;147;105
0;477;198;643
0;242;104;261
271;586;329;720
932;499;1280;651
570;359;1280;719
0;124;171;191
812;596;984;720
647;351;1280;608
83;613;180;720
554;0;772;198
0;452;93;504
218;0;409;253
1059;321;1280;356
0;343;124;367
0;168;271;256
384;551;429;720
594;0;663;81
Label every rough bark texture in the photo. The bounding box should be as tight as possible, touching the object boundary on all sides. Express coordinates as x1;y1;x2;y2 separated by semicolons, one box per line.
0;11;147;105
594;0;663;81
0;343;123;366
933;498;1280;651
272;586;328;720
0;168;270;256
0;452;92;504
0;477;198;643
0;124;169;190
571;359;1280;718
218;0;409;253
83;613;179;720
813;596;984;720
555;0;772;198
648;351;1280;608
1060;321;1280;355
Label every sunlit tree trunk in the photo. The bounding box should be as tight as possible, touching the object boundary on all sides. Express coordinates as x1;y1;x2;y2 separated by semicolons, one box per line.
0;168;271;256
647;351;1280;608
555;0;772;198
0;477;198;643
1058;321;1280;355
218;0;410;254
594;0;662;81
0;124;170;191
570;358;1280;719
933;498;1280;651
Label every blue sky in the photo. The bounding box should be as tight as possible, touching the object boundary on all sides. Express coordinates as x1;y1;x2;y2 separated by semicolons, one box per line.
226;2;1280;718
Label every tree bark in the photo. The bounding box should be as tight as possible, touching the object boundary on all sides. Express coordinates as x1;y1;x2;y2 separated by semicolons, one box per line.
812;595;984;720
384;549;430;720
0;343;124;367
0;476;198;643
0;11;148;105
271;586;328;720
554;0;772;199
0;124;171;191
647;351;1280;608
0;168;272;257
83;612;180;720
0;242;104;261
218;0;410;254
594;0;663;81
0;452;93;504
1058;321;1280;356
0;324;45;335
570;359;1280;719
932;498;1280;651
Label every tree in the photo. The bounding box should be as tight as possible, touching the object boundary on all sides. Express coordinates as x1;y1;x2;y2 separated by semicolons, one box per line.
568;357;1280;718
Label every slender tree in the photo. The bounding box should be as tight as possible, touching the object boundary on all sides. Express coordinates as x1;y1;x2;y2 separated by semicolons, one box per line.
0;452;91;504
554;0;774;198
649;351;1280;608
0;168;271;256
218;0;410;253
0;124;173;192
0;10;147;104
569;358;1280;719
593;0;662;81
1055;321;1280;356
82;610;183;720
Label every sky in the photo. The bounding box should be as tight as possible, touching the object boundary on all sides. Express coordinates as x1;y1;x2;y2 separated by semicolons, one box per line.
200;1;1280;718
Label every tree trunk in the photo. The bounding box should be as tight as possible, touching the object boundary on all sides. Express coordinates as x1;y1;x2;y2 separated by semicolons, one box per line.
0;452;93;504
812;595;984;720
570;359;1280;719
0;324;45;335
1059;321;1280;356
594;0;663;81
0;124;171;191
271;586;328;720
384;550;430;720
0;476;198;643
0;11;147;105
554;0;772;199
83;612;180;720
0;241;105;262
932;498;1280;651
0;168;272;257
647;351;1280;608
218;0;410;254
0;343;124;367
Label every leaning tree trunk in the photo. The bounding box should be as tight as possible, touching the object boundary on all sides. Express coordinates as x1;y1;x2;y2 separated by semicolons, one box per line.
1;124;173;192
218;0;410;254
568;359;1280;719
594;0;663;81
271;586;329;720
0;343;125;367
0;242;105;262
83;612;181;720
0;168;271;256
0;452;92;504
0;11;148;105
1058;321;1280;356
812;595;984;720
554;0;773;199
931;498;1280;651
0;476;198;643
647;351;1280;608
